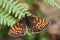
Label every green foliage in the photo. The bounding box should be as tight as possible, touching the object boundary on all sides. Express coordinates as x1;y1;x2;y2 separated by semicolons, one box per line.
24;0;34;6
36;11;44;18
0;0;31;19
0;9;17;26
38;32;51;40
43;0;60;8
24;32;35;40
0;24;10;40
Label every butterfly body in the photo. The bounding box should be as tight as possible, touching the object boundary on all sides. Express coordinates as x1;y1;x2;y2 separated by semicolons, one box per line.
25;14;31;28
8;15;49;37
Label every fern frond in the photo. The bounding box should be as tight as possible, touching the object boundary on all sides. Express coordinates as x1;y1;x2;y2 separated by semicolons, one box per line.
0;9;17;27
0;0;31;19
43;0;60;8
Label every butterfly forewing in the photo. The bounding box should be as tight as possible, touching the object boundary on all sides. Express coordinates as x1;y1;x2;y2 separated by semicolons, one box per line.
8;18;26;37
28;15;49;34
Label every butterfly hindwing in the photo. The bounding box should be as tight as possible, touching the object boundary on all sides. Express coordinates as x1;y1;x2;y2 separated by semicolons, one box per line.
8;18;26;37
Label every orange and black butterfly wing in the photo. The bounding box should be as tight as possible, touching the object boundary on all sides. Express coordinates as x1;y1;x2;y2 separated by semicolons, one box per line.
8;15;49;37
8;18;26;37
28;15;49;34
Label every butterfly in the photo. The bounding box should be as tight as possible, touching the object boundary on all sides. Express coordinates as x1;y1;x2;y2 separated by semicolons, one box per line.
8;15;49;37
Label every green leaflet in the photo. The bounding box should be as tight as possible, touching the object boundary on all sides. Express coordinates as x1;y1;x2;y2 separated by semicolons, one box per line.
43;0;60;8
0;9;17;26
